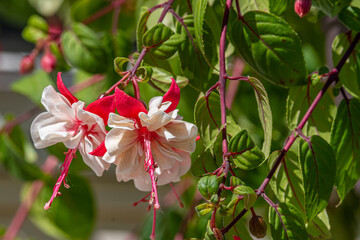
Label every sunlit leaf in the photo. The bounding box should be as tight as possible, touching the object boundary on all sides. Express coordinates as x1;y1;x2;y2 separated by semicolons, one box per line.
330;99;360;203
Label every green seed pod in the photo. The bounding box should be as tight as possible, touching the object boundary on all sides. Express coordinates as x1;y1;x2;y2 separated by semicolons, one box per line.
249;215;267;238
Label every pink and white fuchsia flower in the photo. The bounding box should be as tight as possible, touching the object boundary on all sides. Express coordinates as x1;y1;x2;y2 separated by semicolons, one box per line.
31;73;114;209
91;79;197;208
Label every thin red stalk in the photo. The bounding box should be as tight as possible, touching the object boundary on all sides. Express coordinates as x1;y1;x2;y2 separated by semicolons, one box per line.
169;9;202;64
158;0;174;23
3;156;58;240
82;0;125;25
69;74;105;93
104;71;130;96
221;32;360;234
169;182;184;208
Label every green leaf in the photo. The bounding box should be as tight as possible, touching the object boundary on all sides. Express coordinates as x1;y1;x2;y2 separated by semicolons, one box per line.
195;203;215;216
339;6;360;32
330;99;360;202
191;141;220;177
267;150;305;215
0;131;43;181
237;0;269;15
114;57;131;74
306;209;332;239
150;33;186;59
144;66;188;94
136;66;153;82
230;176;245;187
247;77;272;157
229;130;265;170
27;174;95;240
269;0;289;15
11;70;54;105
197;175;220;200
299;135;336;221
22;15;48;43
231;11;306;87
233;185;257;209
143;23;185;59
269;203;308;240
142;23;173;48
137;7;150;51
286;81;336;141
193;0;209;61
194;93;241;151
332;33;360;100
177;15;216;89
312;0;351;17
61;22;107;73
49;42;71;72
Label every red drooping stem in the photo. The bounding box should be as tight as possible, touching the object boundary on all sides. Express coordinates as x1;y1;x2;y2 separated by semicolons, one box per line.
44;148;77;210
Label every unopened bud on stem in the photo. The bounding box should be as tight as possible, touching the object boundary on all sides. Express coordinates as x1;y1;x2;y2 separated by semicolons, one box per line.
295;0;312;18
20;55;35;74
41;50;57;73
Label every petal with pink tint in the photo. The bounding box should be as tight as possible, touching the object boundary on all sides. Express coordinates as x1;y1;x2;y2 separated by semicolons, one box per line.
162;78;180;113
56;72;78;104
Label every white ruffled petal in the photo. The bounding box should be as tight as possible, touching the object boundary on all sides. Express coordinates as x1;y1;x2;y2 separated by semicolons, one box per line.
139;111;174;132
115;144;139;174
31;112;70;149
108;113;135;129
105;127;138;156
78;134;110;176
156;120;197;153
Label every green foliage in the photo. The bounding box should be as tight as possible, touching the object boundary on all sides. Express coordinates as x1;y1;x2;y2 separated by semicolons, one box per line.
233;185;257;209
269;203;308;240
61;23;107;73
0;126;44;181
331;99;360;203
332;33;360;100
287;80;336;141
247;77;272;157
22;15;48;43
6;0;360;239
11;70;54;105
339;6;360;32
198;175;220;200
299;135;336;221
231;11;306;87
312;0;351;17
229;129;265;170
268;150;305;214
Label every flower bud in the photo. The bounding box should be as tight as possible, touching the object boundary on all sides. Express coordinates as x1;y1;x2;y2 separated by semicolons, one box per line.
41;51;57;73
249;215;267;238
295;0;312;18
20;55;35;74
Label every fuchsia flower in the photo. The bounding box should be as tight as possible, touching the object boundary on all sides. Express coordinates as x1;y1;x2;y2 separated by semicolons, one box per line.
31;73;114;209
91;79;197;207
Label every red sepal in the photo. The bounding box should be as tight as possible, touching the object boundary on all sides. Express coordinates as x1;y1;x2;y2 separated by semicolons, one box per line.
162;78;180;113
233;236;241;240
90;141;107;157
115;88;147;119
57;72;78;104
86;95;115;125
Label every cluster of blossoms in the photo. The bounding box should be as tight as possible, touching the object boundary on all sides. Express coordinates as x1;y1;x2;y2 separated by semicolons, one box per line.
31;73;197;209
